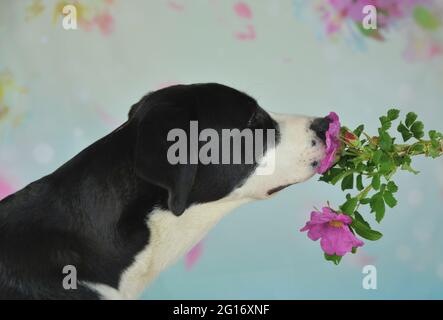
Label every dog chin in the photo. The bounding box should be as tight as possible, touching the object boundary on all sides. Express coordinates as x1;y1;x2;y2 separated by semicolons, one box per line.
267;183;293;196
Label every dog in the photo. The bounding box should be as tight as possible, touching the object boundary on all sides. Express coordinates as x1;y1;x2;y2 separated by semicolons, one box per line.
0;83;330;299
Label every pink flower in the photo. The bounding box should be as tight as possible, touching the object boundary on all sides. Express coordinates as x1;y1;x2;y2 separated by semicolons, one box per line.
317;112;341;174
300;207;364;256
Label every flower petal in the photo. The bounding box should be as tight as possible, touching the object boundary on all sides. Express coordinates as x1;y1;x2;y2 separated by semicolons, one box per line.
334;213;352;225
307;223;327;241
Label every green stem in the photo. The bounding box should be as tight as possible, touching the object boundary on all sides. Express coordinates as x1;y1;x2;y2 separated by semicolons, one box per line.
357;184;372;201
353;184;372;213
393;140;442;157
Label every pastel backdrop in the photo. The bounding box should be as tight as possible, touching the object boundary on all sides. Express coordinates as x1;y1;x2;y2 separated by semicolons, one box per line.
1;0;442;299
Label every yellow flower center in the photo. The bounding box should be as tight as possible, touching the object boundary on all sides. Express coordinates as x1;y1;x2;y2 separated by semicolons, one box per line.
329;220;344;228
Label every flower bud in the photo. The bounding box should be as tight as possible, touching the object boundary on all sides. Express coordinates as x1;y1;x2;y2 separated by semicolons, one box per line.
370;136;379;146
344;131;357;143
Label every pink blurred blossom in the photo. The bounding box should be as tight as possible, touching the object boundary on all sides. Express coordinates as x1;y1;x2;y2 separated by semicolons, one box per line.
185;241;204;271
234;24;256;40
94;12;114;36
168;1;185;12
234;2;253;19
0;175;14;200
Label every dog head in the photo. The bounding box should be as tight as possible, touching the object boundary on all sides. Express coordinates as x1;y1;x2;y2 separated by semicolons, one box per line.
129;83;330;215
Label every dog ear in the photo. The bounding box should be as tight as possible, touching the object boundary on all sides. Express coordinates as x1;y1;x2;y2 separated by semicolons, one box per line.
134;102;198;216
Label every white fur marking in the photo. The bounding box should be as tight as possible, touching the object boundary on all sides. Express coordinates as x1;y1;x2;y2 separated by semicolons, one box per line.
113;198;248;299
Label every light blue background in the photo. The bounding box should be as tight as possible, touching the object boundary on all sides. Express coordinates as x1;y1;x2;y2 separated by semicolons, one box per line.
1;0;442;299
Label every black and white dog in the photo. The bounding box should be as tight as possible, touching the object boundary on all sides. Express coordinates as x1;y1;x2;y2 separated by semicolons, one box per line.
0;83;330;299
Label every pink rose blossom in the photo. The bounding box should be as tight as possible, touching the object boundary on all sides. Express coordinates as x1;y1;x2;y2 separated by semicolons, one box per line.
327;0;431;29
300;207;364;256
317;112;341;174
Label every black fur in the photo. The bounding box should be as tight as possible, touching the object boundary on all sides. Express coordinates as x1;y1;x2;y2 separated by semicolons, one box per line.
0;83;278;299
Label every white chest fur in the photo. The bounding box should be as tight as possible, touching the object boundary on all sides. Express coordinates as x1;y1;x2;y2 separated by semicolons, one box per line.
107;197;248;299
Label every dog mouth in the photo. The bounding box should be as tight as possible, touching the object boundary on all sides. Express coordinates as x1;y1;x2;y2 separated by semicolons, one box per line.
267;184;293;196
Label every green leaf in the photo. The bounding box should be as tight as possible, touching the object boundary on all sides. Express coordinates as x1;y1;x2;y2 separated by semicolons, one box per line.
356;175;364;191
393;154;404;167
413;6;440;30
341;197;359;215
405;112;417;128
372;150;383;165
410;121;424;139
429;131;443;158
383;191;398;208
386;181;398;193
354;162;366;172
319;168;344;184
410;143;425;153
397;122;413;142
379;155;396;176
370;194;386;223
351;219;383;241
353;212;370;228
379;116;391;131
372;174;381;190
353;125;365;138
379;131;393;151
429;146;441;158
429;131;442;158
331;170;353;185
387;109;400;121
341;173;354;191
429;130;443;140
360;198;371;205
324;253;342;265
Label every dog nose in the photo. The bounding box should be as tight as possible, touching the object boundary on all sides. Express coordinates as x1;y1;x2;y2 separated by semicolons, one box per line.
310;117;331;144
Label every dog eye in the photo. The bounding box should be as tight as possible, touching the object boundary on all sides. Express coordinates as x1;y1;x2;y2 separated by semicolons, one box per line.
311;161;319;167
311;140;317;147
